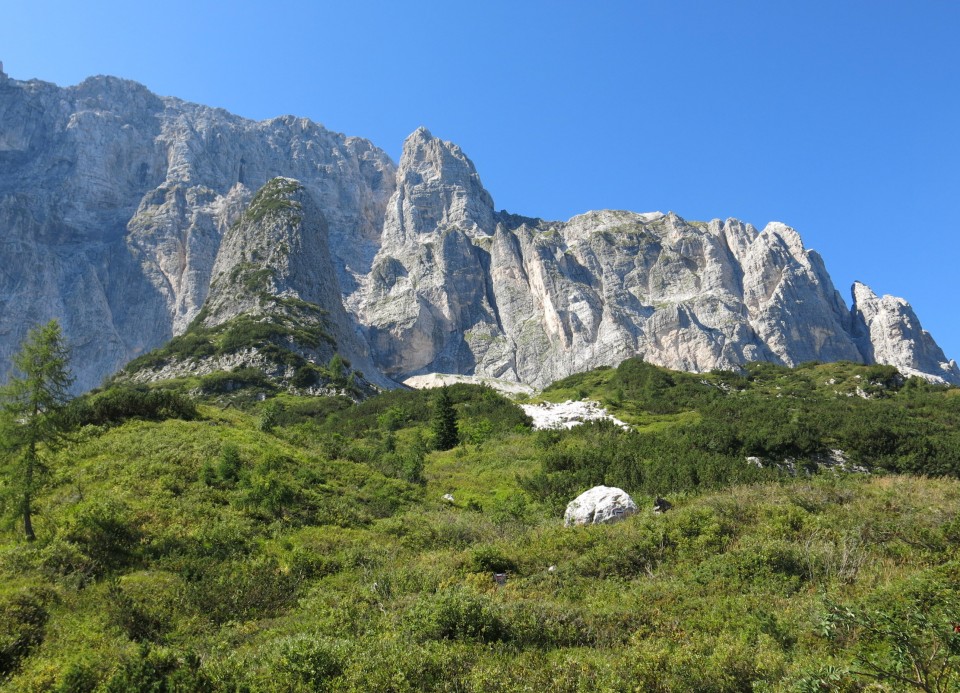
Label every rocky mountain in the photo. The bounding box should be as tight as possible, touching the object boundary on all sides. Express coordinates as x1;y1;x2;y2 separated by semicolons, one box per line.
1;65;957;391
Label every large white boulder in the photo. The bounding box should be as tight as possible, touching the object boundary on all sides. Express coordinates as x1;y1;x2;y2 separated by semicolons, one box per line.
564;486;638;527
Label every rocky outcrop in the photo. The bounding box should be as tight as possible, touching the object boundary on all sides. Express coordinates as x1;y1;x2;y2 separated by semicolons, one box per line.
126;177;391;392
362;127;504;379
0;68;956;392
0;71;393;392
358;129;957;387
564;486;638;526
850;282;960;384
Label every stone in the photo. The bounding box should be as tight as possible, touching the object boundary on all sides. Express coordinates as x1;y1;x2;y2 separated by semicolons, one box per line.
564;486;638;527
653;497;672;514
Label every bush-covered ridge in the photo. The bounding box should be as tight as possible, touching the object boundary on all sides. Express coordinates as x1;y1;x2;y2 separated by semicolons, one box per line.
1;360;959;690
116;304;377;400
243;177;304;225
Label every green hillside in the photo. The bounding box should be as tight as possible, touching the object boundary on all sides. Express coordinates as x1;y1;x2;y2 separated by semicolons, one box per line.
2;357;960;691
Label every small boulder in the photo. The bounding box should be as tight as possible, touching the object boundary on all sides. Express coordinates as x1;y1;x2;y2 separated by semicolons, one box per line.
653;497;672;514
441;493;455;503
564;485;638;526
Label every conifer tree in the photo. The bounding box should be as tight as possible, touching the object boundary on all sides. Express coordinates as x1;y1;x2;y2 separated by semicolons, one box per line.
0;320;73;541
431;386;458;451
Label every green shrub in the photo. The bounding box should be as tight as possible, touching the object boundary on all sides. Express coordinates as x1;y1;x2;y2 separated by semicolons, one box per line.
102;644;211;693
0;586;55;676
106;570;186;642
468;545;518;574
241;454;298;519
409;588;509;643
67;386;198;426
183;554;301;624
61;499;141;574
267;635;344;691
200;367;273;394
216;442;242;483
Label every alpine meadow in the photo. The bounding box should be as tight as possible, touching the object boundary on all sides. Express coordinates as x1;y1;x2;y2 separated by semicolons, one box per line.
2;39;960;692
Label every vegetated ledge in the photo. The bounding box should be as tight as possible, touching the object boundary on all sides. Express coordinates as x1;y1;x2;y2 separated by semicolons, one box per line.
117;311;373;401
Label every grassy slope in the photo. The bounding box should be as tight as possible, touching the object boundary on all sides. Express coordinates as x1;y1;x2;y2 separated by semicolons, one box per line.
1;361;959;691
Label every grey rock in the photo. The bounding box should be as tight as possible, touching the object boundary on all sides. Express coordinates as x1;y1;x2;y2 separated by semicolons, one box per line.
129;177;391;391
851;281;960;384
0;72;393;392
564;486;638;526
0;68;955;392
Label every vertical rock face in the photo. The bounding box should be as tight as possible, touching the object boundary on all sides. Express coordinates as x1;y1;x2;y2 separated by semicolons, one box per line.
194;177;389;388
850;282;960;384
0;69;956;391
0;72;393;391
358;129;956;387
362;128;507;378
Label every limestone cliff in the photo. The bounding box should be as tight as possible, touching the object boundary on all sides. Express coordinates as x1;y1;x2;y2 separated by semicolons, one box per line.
122;177;388;394
359;129;956;387
0;68;955;391
850;282;960;384
0;70;393;391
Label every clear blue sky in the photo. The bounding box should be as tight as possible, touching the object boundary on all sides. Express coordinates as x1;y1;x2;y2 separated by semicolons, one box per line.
3;1;958;361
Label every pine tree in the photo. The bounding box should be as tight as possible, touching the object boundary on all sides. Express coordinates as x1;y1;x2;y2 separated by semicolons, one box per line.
0;320;73;541
431;386;459;451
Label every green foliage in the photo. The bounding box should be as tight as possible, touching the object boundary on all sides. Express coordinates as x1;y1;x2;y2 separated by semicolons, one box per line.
0;320;74;541
1;357;960;691
66;385;197;427
216;443;242;483
0;586;54;677
61;498;142;575
822;572;960;691
409;588;509;643
259;401;282;433
102;643;211;693
431;386;459;451
244;177;303;224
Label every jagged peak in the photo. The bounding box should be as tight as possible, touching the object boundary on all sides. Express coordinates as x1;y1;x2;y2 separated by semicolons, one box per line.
385;127;495;237
851;281;912;311
758;221;807;255
400;127;468;166
408;125;433;141
851;280;877;304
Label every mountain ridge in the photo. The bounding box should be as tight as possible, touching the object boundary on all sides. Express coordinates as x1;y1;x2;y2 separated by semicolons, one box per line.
0;67;956;391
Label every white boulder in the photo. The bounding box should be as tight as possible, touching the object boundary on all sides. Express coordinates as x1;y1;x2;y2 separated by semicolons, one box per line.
564;486;638;527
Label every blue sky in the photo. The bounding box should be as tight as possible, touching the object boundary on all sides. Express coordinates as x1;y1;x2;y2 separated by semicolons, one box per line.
3;1;958;361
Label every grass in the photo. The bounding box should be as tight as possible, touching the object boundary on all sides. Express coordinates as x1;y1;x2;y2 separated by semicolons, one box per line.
1;361;960;690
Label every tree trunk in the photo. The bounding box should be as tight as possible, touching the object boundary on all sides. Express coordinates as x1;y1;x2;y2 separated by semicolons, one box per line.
23;491;35;542
23;440;36;542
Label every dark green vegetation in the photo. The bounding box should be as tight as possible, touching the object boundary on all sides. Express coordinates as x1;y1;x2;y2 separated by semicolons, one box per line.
243;177;303;225
0;321;73;542
2;355;960;691
120;307;370;401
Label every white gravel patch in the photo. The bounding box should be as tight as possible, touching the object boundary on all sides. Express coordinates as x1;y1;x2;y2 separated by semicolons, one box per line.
403;373;535;396
521;400;630;430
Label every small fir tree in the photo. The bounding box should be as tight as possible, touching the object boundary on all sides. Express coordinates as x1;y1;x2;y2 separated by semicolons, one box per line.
0;320;73;541
431;386;458;451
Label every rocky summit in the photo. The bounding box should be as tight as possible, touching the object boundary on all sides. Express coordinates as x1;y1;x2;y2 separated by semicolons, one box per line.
0;67;957;391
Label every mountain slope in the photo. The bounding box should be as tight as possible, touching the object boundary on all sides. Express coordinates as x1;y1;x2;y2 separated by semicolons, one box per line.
2;361;960;690
121;177;390;395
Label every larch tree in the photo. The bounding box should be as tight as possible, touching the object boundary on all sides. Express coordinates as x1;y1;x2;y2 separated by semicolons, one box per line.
0;320;73;541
